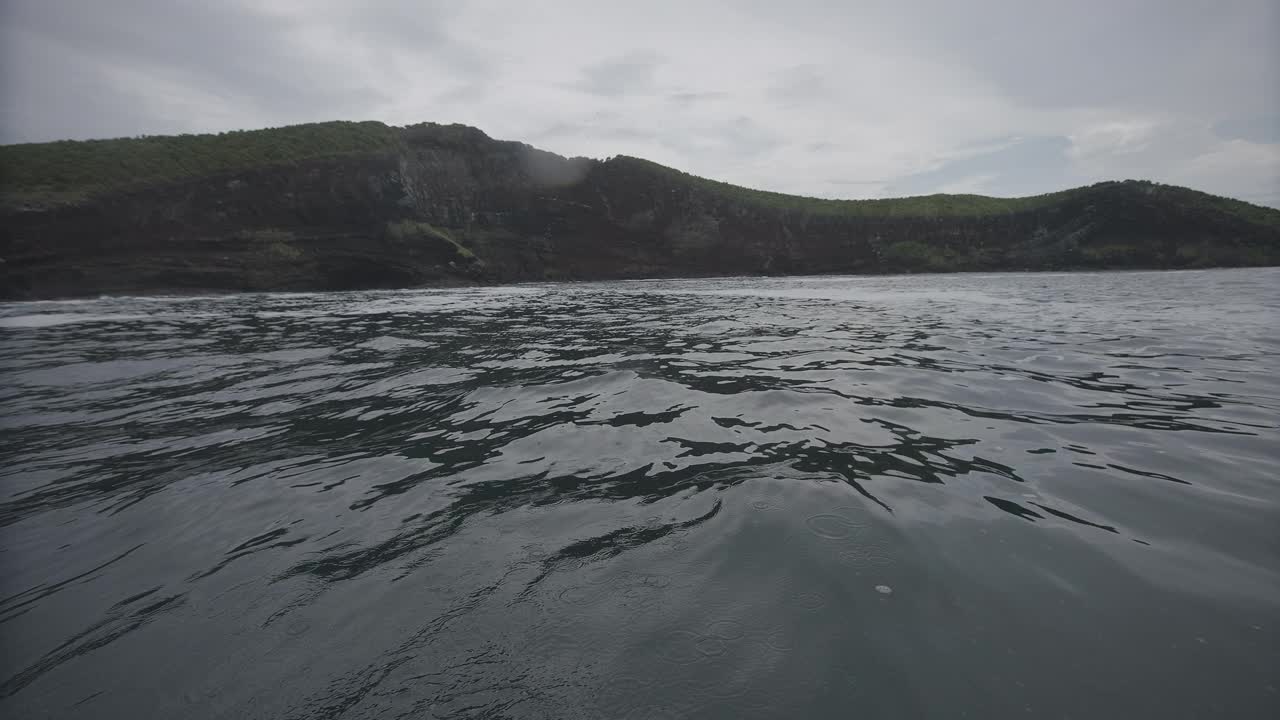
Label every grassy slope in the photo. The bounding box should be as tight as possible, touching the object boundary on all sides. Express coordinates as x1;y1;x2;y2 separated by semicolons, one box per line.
607;156;1280;226
605;156;1072;217
0;121;401;201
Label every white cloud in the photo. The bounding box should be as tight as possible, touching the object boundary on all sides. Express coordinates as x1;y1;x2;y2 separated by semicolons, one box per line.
935;174;1000;196
1069;120;1161;161
1;0;1277;206
1171;139;1280;206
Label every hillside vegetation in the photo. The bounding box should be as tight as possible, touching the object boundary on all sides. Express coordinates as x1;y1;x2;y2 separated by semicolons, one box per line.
1;120;1278;299
4;121;1275;226
604;155;1280;225
0;121;400;200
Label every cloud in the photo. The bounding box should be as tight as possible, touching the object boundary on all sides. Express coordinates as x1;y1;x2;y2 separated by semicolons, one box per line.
1;0;390;135
767;65;829;105
1214;114;1280;145
528;122;651;143
886;136;1073;198
575;51;664;97
668;91;730;106
1069;121;1160;161
934;174;1000;196
1;0;1276;206
1171;140;1280;208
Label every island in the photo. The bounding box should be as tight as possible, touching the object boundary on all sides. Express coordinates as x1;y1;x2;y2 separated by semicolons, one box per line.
2;120;1277;299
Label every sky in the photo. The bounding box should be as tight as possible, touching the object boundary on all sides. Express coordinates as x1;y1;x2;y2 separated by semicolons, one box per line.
2;0;1278;206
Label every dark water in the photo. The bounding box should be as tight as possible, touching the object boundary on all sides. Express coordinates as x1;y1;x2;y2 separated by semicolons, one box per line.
1;269;1278;719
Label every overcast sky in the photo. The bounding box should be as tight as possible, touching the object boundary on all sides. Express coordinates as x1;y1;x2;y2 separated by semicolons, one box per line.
2;0;1277;205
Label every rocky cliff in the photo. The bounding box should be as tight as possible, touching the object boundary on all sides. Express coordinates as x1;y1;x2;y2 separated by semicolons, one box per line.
2;121;1278;298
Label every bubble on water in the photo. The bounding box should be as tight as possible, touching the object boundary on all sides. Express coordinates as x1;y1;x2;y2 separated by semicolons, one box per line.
795;591;827;611
875;585;893;595
533;626;585;659
634;573;671;588
592;675;659;719
619;706;679;720
839;542;895;568
623;585;649;598
582;566;625;586
705;619;744;641
765;629;796;652
695;635;726;658
805;513;855;539
558;585;602;606
654;630;705;665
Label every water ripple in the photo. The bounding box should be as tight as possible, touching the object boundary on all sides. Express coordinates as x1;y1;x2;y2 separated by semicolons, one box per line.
2;270;1278;718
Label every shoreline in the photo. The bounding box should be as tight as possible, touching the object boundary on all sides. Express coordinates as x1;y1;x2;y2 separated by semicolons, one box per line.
3;263;1276;305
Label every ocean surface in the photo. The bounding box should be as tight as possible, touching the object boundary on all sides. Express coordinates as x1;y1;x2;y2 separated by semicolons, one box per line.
1;269;1278;719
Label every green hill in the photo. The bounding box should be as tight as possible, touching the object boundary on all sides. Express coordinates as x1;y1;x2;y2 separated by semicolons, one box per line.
1;121;1277;298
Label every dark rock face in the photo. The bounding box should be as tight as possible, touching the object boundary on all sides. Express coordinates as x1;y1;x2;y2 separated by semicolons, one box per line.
2;124;1278;298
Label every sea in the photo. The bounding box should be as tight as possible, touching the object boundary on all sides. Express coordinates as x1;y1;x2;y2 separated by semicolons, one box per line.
2;268;1277;719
